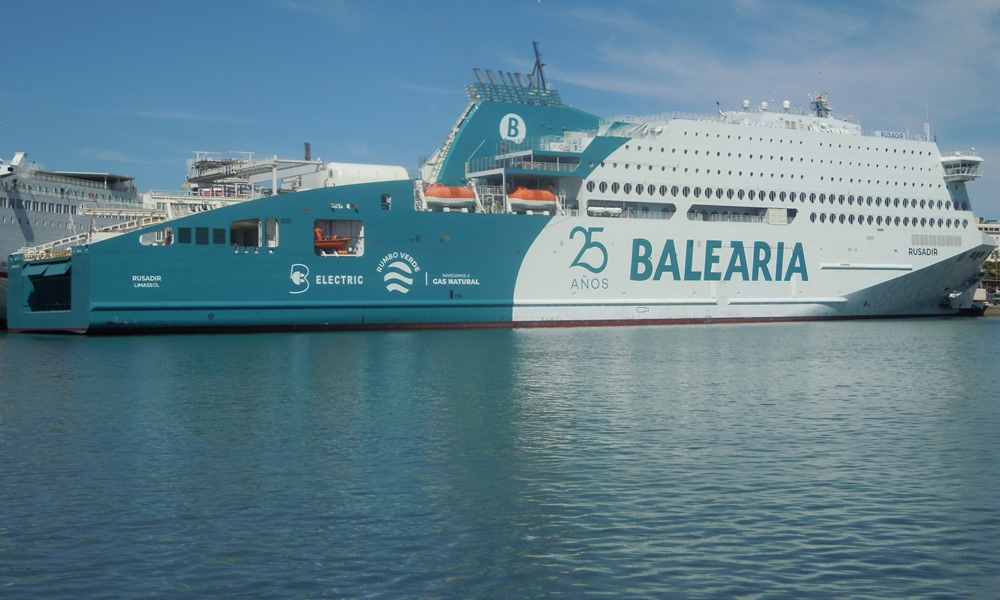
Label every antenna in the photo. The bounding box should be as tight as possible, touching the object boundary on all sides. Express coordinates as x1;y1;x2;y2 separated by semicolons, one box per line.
530;40;547;89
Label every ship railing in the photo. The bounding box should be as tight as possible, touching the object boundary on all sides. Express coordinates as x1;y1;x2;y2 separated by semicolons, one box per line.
13;163;41;179
466;156;578;175
688;212;767;224
583;208;674;220
601;112;720;129
146;189;264;200
18;215;168;261
485;134;593;154
30;170;128;191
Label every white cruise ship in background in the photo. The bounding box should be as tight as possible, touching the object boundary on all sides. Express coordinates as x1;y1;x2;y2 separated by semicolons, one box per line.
0;151;150;322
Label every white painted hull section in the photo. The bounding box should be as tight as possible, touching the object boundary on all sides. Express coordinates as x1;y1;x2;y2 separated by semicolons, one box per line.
512;216;991;323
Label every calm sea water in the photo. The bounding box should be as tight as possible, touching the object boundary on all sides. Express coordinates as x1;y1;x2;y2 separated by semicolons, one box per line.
2;319;999;598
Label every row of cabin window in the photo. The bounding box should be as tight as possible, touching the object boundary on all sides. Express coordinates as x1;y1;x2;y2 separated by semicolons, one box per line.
1;180;121;201
0;216;74;228
809;213;969;228
584;181;969;211
633;132;935;155
0;197;80;214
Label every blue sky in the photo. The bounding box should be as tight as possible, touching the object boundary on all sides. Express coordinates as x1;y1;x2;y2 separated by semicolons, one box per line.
5;0;1000;217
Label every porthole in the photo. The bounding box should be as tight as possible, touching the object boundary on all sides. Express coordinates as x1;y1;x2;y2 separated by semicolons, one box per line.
682;186;690;197
672;185;679;197
848;195;854;205
727;189;734;199
611;182;620;193
779;191;786;202
623;183;632;194
659;185;668;196
876;216;883;225
838;195;845;205
839;214;846;224
789;192;797;202
737;189;745;200
586;181;595;192
748;190;756;201
809;193;816;203
819;194;826;204
693;187;702;198
810;213;817;222
921;218;926;227
599;181;608;193
920;199;926;209
849;214;855;224
716;188;724;199
704;187;713;198
903;217;909;226
819;213;826;223
938;218;944;227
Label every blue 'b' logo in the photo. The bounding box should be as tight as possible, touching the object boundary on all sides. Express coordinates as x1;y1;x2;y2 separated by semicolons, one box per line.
500;113;526;143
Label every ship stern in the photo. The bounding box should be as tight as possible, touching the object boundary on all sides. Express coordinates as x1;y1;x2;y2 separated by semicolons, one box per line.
6;250;91;333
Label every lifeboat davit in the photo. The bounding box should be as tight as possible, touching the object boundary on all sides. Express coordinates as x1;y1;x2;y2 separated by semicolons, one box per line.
507;187;557;213
424;183;477;211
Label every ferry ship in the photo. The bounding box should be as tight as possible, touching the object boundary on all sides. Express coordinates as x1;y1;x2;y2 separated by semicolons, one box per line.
0;151;149;324
7;46;995;333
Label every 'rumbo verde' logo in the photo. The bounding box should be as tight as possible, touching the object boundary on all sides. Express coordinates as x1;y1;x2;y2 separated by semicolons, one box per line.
377;252;421;294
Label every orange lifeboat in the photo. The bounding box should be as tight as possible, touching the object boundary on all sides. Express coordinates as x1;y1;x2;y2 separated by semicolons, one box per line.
425;183;475;199
507;187;556;202
424;183;477;211
507;187;557;214
314;234;352;251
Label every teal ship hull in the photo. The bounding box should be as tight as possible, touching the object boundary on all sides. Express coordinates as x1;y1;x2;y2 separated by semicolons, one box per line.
7;181;552;332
